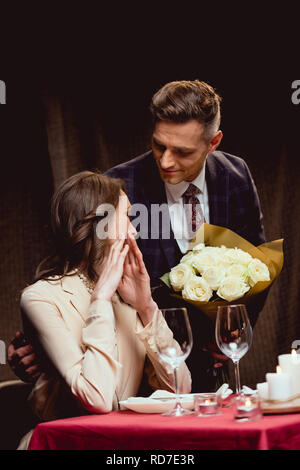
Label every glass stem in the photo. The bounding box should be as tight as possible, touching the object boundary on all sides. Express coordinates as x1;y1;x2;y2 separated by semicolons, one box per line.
174;366;181;411
233;360;241;394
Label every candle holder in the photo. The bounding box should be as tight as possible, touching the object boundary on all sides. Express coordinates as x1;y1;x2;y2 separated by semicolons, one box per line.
233;394;262;422
194;393;222;417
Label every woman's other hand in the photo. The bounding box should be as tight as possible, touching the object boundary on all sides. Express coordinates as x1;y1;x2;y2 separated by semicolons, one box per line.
117;235;157;326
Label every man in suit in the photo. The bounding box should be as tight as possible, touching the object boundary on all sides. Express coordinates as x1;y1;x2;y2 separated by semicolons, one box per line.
104;80;265;391
8;80;266;392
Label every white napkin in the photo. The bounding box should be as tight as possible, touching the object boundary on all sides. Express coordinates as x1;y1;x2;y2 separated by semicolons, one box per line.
241;385;257;395
149;386;234;400
149;390;179;399
125;385;236;404
125;396;158;403
216;384;257;397
125;390;193;403
122;384;256;407
216;383;232;399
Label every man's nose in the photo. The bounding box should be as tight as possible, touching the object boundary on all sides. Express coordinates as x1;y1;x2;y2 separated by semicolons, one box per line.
160;149;175;169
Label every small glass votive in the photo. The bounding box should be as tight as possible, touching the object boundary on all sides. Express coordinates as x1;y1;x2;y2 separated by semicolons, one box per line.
232;394;262;422
194;393;222;417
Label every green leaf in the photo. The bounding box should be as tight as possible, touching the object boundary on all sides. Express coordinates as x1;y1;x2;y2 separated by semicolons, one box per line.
160;272;171;289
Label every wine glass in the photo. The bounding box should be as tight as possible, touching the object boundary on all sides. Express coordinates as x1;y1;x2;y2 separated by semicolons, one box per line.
215;304;252;395
152;307;193;417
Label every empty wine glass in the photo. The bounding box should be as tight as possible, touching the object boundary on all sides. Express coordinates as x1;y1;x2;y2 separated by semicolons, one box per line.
153;307;193;416
215;304;252;394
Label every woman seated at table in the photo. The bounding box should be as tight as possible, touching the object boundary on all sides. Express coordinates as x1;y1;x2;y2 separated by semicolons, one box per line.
20;171;191;429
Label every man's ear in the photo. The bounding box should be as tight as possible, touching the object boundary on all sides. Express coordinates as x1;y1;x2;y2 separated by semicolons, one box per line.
208;130;223;153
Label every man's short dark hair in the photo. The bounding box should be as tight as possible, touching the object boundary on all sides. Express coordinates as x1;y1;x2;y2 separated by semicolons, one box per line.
150;80;222;141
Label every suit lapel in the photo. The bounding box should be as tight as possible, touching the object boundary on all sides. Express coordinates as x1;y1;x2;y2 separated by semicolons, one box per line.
205;152;229;227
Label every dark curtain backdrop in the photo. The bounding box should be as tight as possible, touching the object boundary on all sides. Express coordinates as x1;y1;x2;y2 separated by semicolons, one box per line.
1;64;300;389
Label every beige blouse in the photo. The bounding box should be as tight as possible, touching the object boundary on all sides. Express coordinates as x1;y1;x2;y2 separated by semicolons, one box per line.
20;272;192;421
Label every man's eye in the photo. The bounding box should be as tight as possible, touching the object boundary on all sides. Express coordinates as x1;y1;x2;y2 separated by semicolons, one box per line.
153;141;165;151
177;150;191;157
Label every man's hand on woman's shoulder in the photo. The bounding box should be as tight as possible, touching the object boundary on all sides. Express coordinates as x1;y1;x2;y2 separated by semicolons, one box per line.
7;331;41;383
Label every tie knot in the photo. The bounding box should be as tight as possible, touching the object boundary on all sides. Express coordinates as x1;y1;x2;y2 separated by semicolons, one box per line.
182;183;200;199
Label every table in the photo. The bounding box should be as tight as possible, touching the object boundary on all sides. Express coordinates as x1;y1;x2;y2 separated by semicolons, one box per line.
28;407;300;450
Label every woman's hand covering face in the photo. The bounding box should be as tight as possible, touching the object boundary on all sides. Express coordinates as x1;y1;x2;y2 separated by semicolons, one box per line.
91;238;129;303
117;235;156;323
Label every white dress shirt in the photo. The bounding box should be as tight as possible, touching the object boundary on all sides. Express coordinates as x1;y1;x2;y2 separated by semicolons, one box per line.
164;161;210;254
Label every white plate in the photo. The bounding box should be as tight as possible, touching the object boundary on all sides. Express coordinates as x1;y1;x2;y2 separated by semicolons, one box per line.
119;395;195;414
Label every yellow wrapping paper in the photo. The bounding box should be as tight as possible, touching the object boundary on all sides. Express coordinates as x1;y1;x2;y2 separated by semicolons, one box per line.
160;223;284;320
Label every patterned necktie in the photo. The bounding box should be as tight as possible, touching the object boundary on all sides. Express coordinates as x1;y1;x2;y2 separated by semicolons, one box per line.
182;183;205;239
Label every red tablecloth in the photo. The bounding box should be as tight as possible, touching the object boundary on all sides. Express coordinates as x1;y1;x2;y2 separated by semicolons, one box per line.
28;407;300;450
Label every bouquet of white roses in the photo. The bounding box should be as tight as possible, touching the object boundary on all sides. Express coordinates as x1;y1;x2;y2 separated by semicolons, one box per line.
160;224;284;320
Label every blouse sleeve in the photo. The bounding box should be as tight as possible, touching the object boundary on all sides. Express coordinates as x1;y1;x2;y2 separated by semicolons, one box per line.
21;288;122;414
135;310;192;394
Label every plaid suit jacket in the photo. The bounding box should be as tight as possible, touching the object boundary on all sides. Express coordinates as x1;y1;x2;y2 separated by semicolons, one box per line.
105;149;265;287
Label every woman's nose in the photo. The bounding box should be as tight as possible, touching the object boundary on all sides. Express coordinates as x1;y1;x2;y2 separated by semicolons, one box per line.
128;221;137;238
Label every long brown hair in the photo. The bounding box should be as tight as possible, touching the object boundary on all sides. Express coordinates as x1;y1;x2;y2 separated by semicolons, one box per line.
34;170;125;282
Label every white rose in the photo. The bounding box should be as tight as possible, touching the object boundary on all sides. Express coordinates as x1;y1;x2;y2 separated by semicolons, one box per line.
216;246;231;270
225;263;248;281
223;247;253;266
248;259;270;287
192;242;205;252
202;246;223;255
192;251;220;274
169;263;194;291
205;246;229;265
180;251;196;268
202;266;226;290
182;275;213;302
217;260;232;271
217;277;250;302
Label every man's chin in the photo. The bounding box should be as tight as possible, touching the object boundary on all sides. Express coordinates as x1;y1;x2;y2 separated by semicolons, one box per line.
160;171;184;184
